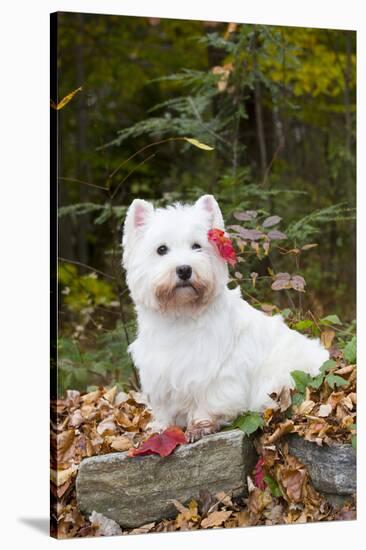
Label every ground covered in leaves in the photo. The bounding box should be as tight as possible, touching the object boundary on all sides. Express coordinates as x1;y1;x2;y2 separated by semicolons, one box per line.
51;343;356;538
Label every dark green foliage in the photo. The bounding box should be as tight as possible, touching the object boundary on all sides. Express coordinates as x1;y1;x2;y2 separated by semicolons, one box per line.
57;321;135;396
343;336;357;363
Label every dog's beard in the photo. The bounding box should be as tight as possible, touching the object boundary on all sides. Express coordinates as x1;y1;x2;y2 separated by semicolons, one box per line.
155;275;215;314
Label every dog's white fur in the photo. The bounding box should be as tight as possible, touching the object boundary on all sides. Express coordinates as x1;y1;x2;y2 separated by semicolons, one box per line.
122;195;329;432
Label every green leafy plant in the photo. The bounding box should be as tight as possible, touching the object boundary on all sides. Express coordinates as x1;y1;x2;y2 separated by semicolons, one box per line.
57;321;136;396
228;411;264;436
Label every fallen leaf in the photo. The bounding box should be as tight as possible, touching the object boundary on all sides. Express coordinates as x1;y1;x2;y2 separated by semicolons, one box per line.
81;389;101;404
129;522;155;534
69;409;83;428
267;420;294;444
279;456;307;503
318;404;332;417
114;391;128;405
235;510;251;526
201;510;232;528
104;386;117;404
51;86;82;110
89;511;122;536
96;417;117;436
248;488;272;514
128;426;187;457
50;465;78;487
208;228;237;266
215;491;233;508
253;457;266;490
297;400;316;415
66;390;80;408
57;429;75;463
278;387;292;412
109;435;132;452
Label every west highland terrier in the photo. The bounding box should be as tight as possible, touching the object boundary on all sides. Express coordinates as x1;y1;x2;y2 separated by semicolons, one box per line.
122;194;329;442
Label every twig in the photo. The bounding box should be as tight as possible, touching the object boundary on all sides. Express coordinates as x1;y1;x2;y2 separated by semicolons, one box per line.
58;176;108;192
58;257;115;280
108;137;186;180
111;152;156;200
261;141;284;187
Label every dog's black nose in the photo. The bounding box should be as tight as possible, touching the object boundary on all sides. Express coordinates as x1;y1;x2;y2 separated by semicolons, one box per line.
176;265;192;280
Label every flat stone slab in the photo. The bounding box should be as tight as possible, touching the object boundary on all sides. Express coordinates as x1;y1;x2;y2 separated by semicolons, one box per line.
286;434;356;495
76;429;256;528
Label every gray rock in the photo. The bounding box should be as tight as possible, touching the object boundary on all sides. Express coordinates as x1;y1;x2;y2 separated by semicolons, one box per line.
286;434;356;495
76;429;256;528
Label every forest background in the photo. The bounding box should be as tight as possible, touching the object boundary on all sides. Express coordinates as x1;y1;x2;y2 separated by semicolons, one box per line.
56;13;356;396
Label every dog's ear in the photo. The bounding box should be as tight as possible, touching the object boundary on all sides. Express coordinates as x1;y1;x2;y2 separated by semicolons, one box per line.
195;194;225;230
122;199;154;263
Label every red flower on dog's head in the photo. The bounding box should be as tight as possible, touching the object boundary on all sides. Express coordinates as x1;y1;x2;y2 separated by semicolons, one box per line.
208;228;237;266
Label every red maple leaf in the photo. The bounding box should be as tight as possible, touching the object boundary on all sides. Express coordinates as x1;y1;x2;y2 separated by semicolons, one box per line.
208;228;237;266
253;456;267;490
128;426;187;457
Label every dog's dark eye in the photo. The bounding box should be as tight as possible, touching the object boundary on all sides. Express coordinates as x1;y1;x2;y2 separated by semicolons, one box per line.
192;243;201;250
157;245;169;256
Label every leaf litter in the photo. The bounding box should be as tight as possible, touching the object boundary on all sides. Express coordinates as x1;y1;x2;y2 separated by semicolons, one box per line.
51;344;356;538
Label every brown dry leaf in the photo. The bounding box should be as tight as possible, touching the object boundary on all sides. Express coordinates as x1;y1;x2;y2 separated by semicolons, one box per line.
327;391;345;410
341;415;354;429
129;391;149;406
298;400;316;415
264;503;285;525
66;390;80;408
279;455;307;503
349;392;357;405
115;391;128;406
57;429;75;463
188;499;200;522
278;387;292;412
55;479;73;500
334;365;355;376
109;435;132;452
172;499;200;528
248;488;272;515
262;408;274;425
129;522;156;535
96;417;117;436
211;64;233;92
69;409;83;428
50;465;77;487
215;491;233;508
171;499;190;515
235;510;251;527
81;389;101;405
201;510;232;528
267;419;294;444
80;404;96;420
321;330;336;349
104;386;117;404
114;410;134;430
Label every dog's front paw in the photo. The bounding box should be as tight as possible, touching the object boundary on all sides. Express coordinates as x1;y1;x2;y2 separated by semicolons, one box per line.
185;419;219;443
146;418;168;434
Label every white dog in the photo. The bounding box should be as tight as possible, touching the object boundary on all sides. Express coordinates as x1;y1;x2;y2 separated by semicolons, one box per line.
122;194;328;441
